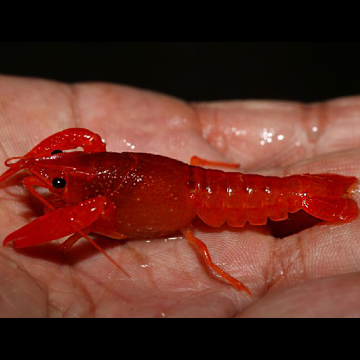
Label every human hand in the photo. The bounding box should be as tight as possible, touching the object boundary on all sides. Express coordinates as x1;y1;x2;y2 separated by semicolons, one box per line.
1;75;360;318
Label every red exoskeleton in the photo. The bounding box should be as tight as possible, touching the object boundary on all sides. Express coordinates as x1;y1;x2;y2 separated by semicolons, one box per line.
0;128;358;295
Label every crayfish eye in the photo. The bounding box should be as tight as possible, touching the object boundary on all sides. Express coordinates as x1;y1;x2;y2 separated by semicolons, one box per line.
51;150;63;155
52;178;67;189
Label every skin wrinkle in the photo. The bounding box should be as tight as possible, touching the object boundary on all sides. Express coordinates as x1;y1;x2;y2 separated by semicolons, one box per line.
349;233;360;270
291;232;309;285
302;103;326;146
267;238;293;293
1;76;360;317
91;270;124;316
0;250;48;318
260;235;304;295
0;87;12;160
193;100;360;171
46;267;76;318
69;84;81;129
35;258;76;318
239;273;360;318
0;140;10;160
72;278;96;318
191;103;248;168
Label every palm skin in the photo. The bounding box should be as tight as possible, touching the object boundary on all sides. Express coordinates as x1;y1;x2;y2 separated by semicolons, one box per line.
1;75;360;318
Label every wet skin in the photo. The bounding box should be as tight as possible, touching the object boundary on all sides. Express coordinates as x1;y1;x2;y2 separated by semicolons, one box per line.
1;75;360;318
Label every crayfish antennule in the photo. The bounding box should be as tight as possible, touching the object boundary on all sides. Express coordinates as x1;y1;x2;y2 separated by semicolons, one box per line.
5;157;25;167
0;157;30;185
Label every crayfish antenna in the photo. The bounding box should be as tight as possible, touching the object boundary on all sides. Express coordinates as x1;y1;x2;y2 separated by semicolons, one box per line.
0;157;29;185
80;231;130;278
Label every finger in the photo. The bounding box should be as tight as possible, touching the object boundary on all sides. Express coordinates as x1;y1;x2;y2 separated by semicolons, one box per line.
0;76;77;242
3;75;360;172
239;273;360;318
0;252;48;318
0;76;224;166
240;148;360;299
285;147;360;177
69;82;222;163
0;75;75;163
177;149;360;299
194;98;360;169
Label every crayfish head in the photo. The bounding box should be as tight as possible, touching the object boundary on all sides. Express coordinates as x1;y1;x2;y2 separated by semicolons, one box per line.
0;151;83;207
0;128;106;187
0;151;69;186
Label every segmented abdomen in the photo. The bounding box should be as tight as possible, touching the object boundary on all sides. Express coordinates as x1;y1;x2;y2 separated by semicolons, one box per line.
188;167;335;227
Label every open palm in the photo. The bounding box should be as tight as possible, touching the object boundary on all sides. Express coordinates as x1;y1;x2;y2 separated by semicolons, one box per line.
1;75;360;318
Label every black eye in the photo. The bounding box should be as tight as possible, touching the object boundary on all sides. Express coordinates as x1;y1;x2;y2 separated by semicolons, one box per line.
51;150;63;156
52;178;67;189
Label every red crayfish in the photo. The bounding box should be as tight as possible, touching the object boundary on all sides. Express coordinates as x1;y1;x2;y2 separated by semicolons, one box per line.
1;128;358;296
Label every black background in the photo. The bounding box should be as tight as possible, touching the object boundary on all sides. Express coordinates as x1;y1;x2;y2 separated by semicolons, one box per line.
1;42;360;103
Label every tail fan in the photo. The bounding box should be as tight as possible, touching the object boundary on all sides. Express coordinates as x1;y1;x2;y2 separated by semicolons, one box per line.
303;197;358;222
301;174;358;222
